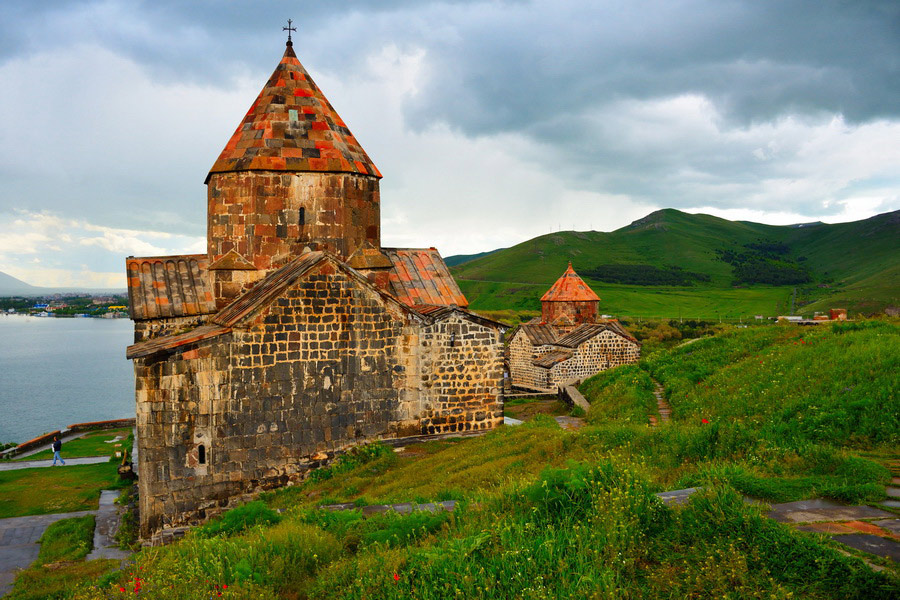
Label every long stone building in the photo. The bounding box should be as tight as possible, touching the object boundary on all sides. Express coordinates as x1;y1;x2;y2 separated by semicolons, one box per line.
508;264;640;391
125;38;505;539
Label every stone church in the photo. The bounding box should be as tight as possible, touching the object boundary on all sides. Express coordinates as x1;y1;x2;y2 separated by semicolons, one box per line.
508;264;640;391
125;39;505;539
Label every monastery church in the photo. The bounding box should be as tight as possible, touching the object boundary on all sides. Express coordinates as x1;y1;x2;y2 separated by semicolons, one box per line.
508;264;641;392
125;38;505;539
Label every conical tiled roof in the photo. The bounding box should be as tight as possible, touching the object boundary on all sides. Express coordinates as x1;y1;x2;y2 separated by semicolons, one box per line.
207;43;381;181
540;263;600;302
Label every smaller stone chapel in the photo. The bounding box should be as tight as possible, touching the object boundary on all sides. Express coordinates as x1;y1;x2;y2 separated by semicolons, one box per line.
124;37;505;539
508;264;641;391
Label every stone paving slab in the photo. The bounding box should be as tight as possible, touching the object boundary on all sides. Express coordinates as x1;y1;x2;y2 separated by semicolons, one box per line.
768;499;895;523
872;519;900;536
886;487;900;498
796;522;858;535
831;534;900;561
321;501;457;517
656;488;702;506
879;499;900;509
553;416;585;430
503;416;524;426
0;456;110;472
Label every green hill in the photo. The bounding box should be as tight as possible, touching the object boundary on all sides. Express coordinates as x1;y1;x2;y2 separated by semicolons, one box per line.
452;209;899;318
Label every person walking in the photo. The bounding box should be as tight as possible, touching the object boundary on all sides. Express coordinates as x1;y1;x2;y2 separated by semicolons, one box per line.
51;436;65;466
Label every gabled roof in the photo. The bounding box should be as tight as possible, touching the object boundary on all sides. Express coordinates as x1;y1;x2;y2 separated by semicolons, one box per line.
412;304;508;330
555;321;639;348
541;263;600;303
126;255;216;321
515;322;559;346
533;350;573;369
207;43;381;182
381;248;469;308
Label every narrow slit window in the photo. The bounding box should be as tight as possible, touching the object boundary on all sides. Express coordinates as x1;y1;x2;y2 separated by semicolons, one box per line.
299;207;306;227
198;444;206;465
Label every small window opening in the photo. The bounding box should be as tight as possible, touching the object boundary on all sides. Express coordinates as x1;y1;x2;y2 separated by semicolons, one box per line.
198;444;206;465
450;333;456;347
299;207;306;227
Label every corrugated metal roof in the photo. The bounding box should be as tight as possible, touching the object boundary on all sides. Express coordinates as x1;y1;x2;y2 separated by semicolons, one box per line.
533;350;572;368
540;263;600;303
126;324;231;360
212;251;325;327
126;255;216;321
382;248;469;308
519;323;559;346
207;43;380;182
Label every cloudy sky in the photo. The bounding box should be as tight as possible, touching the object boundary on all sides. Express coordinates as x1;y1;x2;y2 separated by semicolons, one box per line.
0;0;898;287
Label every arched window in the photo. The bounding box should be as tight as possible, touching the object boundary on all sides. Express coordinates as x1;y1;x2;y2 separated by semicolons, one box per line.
299;207;306;227
198;444;206;465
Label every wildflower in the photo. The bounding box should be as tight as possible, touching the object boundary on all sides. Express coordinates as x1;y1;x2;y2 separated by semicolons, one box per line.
120;587;126;593
701;418;709;424
393;573;401;583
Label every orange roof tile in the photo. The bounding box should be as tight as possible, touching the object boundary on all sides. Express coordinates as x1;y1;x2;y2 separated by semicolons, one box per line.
382;248;468;308
126;254;216;321
207;43;381;182
540;263;600;303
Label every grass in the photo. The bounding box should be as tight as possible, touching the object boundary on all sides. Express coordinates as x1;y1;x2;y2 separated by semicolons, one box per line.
0;462;128;518
28;320;900;598
15;428;132;462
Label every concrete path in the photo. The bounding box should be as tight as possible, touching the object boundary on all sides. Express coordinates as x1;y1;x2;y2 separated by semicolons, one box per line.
0;456;110;472
0;510;94;597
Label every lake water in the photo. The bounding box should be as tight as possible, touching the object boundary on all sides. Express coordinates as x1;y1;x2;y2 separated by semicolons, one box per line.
0;315;134;443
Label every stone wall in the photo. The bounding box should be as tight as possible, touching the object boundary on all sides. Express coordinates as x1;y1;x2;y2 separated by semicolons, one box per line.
508;331;554;391
419;314;504;434
134;262;504;537
541;300;597;327
548;330;640;387
207;171;380;273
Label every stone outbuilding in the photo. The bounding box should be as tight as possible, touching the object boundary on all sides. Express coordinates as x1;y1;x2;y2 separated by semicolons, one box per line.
124;39;506;540
508;264;640;391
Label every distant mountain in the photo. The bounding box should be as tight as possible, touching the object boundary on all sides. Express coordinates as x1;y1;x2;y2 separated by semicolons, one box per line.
0;271;41;296
451;209;899;316
444;248;506;267
0;271;125;297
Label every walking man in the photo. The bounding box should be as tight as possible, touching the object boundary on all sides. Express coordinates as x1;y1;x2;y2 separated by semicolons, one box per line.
51;436;65;466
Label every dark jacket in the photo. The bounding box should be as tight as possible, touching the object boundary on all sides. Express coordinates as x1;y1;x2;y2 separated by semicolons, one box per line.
52;440;61;452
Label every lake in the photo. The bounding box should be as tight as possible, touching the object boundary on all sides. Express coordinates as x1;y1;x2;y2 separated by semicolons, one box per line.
0;315;134;443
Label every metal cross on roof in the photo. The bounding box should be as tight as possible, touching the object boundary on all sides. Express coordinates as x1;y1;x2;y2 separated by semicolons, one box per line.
283;19;297;44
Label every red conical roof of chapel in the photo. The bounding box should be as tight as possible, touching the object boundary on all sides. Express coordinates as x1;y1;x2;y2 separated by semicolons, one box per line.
540;263;600;302
207;42;381;182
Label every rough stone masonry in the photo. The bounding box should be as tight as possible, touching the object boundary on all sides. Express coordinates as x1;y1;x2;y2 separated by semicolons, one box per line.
125;39;506;540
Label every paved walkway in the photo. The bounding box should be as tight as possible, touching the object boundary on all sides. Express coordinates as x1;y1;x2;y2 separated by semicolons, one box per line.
0;456;110;472
11;431;91;460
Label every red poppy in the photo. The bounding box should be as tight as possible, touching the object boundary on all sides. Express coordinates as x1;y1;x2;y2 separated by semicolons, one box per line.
393;573;400;582
701;418;709;424
119;588;126;593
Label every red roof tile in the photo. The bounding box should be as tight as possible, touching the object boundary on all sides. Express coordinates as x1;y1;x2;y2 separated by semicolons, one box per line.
540;263;600;303
207;43;381;182
381;248;469;308
126;255;216;321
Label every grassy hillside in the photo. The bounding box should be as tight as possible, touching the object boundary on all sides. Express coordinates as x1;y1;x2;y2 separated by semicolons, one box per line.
452;209;899;318
39;321;898;599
